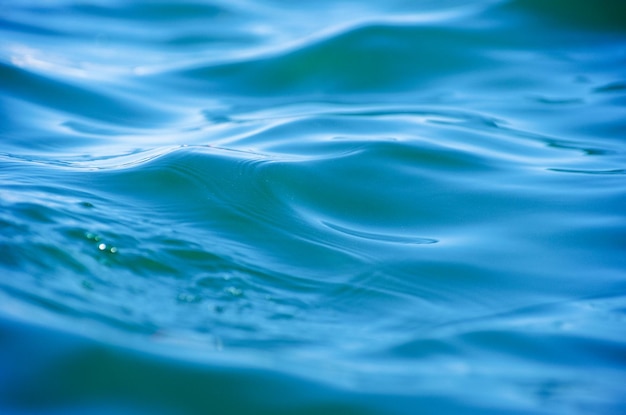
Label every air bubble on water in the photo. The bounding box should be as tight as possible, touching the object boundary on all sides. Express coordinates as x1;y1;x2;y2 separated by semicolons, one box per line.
95;242;118;254
85;232;101;242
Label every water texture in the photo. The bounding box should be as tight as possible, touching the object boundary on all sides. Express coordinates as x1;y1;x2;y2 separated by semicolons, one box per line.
1;1;626;414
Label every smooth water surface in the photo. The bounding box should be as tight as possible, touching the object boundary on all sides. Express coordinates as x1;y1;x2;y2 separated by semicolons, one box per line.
1;1;626;414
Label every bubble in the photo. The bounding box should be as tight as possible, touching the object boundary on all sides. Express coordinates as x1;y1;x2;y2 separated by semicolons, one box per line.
85;232;101;242
98;243;107;251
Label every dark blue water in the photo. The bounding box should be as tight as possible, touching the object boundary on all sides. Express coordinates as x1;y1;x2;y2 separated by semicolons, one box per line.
2;1;626;414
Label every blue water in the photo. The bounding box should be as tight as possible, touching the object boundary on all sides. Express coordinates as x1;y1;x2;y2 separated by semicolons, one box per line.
1;1;626;414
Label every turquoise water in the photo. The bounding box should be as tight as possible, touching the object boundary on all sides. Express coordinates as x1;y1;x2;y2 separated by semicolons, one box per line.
1;1;626;414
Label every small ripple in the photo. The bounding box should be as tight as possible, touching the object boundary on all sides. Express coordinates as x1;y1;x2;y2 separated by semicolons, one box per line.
593;81;626;94
70;2;231;22
529;95;584;105
548;168;626;175
323;221;437;245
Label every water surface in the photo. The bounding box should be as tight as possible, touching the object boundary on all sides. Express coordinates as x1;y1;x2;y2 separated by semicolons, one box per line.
1;1;626;414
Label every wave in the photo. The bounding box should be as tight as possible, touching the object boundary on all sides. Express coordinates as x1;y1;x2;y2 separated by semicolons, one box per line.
166;22;494;96
0;62;172;128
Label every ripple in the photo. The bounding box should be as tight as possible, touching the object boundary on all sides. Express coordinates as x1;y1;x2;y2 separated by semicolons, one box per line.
549;168;626;175
322;221;437;245
594;81;626;94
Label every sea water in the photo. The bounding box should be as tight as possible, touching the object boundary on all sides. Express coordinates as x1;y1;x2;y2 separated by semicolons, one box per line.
1;1;626;414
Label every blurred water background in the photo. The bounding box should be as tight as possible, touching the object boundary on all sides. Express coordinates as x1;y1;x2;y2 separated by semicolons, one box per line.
1;1;626;414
